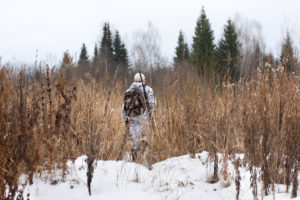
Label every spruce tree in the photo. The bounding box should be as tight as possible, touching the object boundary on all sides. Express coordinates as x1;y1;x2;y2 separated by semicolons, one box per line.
113;31;129;69
113;31;123;63
100;23;113;57
184;43;190;62
78;43;89;65
99;22;114;73
120;43;129;66
280;32;297;72
216;19;240;81
191;7;215;76
174;30;190;64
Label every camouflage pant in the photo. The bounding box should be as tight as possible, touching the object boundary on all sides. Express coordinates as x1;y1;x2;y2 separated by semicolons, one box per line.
127;115;152;169
128;116;148;151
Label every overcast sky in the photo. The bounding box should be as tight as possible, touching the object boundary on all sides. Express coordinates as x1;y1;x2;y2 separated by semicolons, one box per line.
0;0;300;65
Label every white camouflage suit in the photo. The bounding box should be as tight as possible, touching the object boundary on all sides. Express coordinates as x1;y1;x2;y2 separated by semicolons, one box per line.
121;82;157;151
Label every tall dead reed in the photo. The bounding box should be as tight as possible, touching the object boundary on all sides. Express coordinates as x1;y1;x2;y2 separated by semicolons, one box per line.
0;62;299;199
147;65;300;199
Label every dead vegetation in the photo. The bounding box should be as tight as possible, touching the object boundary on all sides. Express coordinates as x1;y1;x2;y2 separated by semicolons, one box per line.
0;61;300;199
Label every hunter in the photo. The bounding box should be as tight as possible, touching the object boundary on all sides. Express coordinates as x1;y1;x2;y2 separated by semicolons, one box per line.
121;73;157;164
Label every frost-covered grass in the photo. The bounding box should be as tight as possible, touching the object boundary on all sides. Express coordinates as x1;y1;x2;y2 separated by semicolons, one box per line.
22;152;300;200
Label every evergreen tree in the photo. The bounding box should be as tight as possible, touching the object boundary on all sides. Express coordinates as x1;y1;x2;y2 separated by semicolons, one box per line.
119;43;129;67
216;19;240;81
280;32;297;72
191;7;215;76
113;31;122;63
174;30;190;64
99;22;114;73
78;43;89;65
184;43;190;62
99;22;113;61
113;30;129;67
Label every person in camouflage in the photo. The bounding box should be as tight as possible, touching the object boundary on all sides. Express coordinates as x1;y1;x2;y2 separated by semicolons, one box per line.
121;73;156;163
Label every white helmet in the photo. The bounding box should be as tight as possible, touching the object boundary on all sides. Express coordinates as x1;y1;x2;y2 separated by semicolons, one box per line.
134;73;145;82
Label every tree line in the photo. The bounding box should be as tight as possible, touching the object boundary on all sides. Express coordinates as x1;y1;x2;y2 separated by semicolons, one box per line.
173;7;299;82
61;7;298;84
61;22;129;82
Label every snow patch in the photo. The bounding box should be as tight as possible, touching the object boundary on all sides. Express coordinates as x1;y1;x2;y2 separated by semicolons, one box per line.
21;152;300;200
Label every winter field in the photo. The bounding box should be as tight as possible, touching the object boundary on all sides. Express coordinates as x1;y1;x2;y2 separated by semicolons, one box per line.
19;152;300;200
2;2;300;199
1;64;300;200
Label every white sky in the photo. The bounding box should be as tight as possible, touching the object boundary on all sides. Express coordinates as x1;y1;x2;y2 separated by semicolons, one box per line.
0;0;300;65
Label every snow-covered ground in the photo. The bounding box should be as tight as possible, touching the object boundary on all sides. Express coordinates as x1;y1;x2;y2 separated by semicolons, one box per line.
21;152;300;200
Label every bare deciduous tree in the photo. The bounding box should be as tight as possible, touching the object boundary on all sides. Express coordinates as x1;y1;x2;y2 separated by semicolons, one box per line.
234;14;265;78
130;22;167;85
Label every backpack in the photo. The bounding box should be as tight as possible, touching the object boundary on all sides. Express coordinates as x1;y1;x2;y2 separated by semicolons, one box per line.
123;87;146;117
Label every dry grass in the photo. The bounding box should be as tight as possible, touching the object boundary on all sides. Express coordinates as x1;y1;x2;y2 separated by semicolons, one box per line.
0;62;300;199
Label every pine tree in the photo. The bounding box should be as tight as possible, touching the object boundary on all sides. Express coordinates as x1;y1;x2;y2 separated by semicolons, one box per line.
174;30;190;64
78;43;89;65
280;32;297;72
191;7;215;76
216;19;240;81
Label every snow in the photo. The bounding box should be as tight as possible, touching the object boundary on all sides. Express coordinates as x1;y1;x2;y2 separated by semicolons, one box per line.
21;152;300;200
